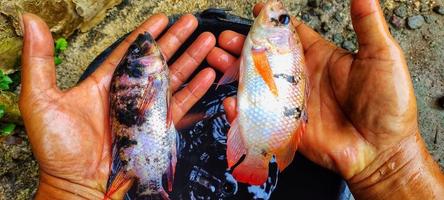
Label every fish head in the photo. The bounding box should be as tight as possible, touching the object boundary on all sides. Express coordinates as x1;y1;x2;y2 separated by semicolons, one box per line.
251;0;295;53
127;32;167;76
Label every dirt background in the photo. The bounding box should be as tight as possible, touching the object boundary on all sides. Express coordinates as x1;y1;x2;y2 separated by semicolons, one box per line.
1;0;443;199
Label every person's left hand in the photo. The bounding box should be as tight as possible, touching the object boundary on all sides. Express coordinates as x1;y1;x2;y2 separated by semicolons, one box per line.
20;13;216;199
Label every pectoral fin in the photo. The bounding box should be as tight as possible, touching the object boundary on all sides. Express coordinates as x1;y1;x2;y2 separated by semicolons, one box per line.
252;49;278;96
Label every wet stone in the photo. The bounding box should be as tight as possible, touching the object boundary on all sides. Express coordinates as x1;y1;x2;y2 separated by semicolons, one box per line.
332;33;344;44
433;5;444;15
321;2;333;11
390;15;404;28
394;4;407;18
301;13;311;22
342;40;356;51
407;15;425;29
321;22;331;32
334;12;344;22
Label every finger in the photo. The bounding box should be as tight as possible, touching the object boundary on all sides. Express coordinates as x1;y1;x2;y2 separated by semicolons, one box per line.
89;13;169;87
171;68;216;123
170;32;216;92
351;0;396;56
21;13;59;98
157;14;198;61
223;97;237;123
218;30;245;56
253;3;265;17
175;113;206;130
206;47;237;73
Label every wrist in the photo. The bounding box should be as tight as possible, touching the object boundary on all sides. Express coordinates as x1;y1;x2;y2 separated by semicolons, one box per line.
348;132;444;199
36;171;105;200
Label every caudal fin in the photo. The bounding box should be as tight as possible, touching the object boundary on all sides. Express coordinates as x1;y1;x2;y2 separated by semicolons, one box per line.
103;170;132;200
226;118;269;185
231;153;269;185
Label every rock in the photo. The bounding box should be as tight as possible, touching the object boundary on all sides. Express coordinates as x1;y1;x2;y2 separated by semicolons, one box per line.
433;5;444;15
0;91;22;124
321;22;330;32
423;15;434;24
394;4;407;18
347;23;354;31
332;33;344;44
407;15;425;29
0;0;122;37
342;40;356;51
301;13;311;22
307;0;320;8
334;12;344;22
321;2;332;11
390;15;404;28
0;15;22;74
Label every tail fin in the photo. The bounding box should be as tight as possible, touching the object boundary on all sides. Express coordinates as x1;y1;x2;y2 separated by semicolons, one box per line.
232;153;269;185
103;170;132;200
103;142;133;200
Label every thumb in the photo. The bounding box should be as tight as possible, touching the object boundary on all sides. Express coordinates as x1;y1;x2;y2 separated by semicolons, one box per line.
351;0;398;57
20;13;59;101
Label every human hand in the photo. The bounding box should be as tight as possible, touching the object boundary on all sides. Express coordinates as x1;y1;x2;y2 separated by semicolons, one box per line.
207;0;444;199
20;13;216;199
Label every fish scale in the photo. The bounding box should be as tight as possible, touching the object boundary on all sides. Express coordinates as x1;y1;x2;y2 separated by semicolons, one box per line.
105;32;177;200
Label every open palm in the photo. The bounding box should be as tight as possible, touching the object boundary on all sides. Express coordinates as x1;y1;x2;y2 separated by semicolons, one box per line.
20;13;216;199
207;0;418;182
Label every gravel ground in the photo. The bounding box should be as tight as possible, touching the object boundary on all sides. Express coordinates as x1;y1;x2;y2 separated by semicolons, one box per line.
1;0;443;199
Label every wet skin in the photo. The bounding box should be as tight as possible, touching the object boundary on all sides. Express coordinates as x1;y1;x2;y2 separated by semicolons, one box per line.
20;13;216;199
20;0;444;199
208;0;444;199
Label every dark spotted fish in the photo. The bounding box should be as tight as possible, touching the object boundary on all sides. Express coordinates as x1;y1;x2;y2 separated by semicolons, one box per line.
105;32;176;200
220;0;308;185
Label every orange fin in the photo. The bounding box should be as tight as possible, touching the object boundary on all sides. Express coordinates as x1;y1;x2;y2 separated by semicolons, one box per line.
226;118;247;168
274;125;304;172
232;153;269;185
252;49;278;96
217;59;240;87
103;170;132;200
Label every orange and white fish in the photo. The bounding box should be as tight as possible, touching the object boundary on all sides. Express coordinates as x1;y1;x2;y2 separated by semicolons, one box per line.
221;0;308;185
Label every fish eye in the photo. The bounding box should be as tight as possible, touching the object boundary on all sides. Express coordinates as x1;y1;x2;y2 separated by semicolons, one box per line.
278;14;290;25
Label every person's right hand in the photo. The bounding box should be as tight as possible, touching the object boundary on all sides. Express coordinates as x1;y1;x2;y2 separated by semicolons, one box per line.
207;0;444;199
